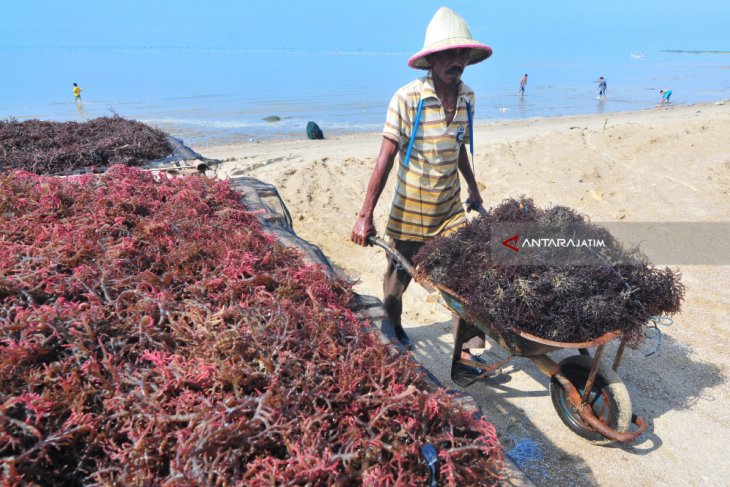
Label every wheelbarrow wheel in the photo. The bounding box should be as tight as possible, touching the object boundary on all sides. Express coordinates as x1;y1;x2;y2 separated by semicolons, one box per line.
549;355;632;444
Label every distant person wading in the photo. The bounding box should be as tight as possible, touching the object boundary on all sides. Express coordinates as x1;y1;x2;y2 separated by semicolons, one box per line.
519;73;528;97
660;89;672;105
73;83;82;101
597;76;607;100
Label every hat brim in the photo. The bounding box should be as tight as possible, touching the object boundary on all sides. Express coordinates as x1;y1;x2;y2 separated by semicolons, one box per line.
408;40;493;70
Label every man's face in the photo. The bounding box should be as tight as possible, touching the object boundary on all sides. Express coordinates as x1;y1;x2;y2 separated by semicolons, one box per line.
429;48;471;85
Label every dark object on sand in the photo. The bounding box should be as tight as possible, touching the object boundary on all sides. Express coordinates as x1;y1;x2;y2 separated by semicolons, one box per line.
0;116;172;175
306;121;324;140
262;115;281;122
413;197;685;345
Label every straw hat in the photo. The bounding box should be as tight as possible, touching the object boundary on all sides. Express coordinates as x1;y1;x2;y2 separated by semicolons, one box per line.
408;7;492;70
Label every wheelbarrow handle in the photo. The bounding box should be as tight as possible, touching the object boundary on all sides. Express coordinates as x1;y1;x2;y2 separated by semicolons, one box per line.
367;235;418;278
465;198;488;217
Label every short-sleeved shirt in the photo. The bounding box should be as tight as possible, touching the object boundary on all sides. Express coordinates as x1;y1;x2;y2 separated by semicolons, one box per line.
382;72;474;242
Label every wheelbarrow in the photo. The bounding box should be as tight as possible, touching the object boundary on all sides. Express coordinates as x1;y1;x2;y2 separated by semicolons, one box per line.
368;236;648;444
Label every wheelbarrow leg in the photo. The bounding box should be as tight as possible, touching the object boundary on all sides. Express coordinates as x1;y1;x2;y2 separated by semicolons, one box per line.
612;337;629;372
581;344;606;403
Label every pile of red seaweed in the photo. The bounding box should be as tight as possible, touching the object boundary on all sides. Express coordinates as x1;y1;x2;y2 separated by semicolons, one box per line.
0;117;172;175
0;166;502;485
413;197;684;345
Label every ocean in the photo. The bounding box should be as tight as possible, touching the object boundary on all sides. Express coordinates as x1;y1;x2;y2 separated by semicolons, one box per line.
1;46;729;147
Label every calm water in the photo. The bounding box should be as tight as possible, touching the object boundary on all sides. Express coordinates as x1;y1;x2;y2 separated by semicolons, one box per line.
1;46;729;146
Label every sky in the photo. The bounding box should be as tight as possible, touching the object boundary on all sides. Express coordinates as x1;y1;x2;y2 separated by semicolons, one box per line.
2;0;728;54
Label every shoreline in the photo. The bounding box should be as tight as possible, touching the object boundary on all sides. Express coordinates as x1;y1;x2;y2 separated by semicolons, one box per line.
189;99;729;149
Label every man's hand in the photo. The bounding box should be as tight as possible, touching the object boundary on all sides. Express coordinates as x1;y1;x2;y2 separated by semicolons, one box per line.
457;144;483;213
351;214;376;246
350;137;398;247
466;187;483;212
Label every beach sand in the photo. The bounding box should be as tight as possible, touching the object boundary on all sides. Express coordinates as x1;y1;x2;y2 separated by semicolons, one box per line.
197;102;730;486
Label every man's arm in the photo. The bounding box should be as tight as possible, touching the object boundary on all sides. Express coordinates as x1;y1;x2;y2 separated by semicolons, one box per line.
457;144;483;210
351;137;399;246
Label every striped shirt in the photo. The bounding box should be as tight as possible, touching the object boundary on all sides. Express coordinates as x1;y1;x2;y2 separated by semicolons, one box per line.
383;72;474;242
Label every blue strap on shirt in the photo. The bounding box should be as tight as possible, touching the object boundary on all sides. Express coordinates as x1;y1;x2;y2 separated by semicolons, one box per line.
466;100;474;160
403;99;474;169
403;98;424;169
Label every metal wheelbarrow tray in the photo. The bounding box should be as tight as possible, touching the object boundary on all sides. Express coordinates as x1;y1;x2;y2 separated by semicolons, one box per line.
369;236;648;444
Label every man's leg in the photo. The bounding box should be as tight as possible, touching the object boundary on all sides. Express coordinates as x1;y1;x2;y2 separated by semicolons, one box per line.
382;239;424;345
452;316;485;359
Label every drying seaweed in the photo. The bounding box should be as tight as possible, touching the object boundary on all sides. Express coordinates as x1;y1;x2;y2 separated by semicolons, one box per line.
413;197;685;345
0;116;172;175
0;166;502;485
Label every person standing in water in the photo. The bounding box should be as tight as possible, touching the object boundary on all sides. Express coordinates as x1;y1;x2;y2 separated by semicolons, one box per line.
597;77;607;100
519;73;528;98
660;89;672;105
73;83;82;101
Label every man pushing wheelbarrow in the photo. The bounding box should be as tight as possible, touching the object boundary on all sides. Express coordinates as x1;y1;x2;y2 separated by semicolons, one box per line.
351;8;683;445
351;6;491;372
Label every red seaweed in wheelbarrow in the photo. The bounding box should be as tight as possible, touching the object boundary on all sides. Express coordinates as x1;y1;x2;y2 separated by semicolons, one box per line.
413;197;684;346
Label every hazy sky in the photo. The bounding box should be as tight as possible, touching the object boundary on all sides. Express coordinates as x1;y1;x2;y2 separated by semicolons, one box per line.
2;0;728;53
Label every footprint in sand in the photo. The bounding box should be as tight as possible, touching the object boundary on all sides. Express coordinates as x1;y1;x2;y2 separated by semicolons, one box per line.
579;168;602;183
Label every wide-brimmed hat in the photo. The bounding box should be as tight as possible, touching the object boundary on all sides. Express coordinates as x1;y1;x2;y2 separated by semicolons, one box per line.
408;7;492;70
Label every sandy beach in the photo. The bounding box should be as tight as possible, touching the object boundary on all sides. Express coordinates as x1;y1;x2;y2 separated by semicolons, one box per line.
197;102;730;486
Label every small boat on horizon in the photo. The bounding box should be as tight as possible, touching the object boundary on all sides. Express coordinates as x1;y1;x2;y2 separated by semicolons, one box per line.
630;51;645;59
